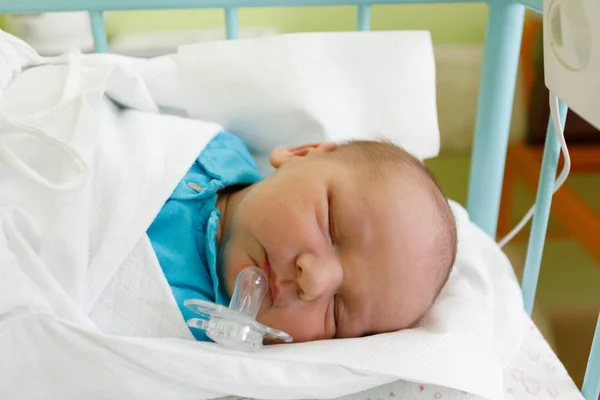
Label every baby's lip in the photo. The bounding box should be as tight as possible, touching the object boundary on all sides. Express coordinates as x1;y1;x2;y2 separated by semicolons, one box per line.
263;255;280;303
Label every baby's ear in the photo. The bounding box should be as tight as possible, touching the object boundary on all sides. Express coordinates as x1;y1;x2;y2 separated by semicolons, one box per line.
269;142;337;168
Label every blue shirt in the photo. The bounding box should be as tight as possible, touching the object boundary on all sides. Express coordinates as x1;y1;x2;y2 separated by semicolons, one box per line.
147;132;263;341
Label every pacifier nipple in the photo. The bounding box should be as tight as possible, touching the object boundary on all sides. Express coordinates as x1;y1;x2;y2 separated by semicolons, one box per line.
184;266;292;352
229;266;266;320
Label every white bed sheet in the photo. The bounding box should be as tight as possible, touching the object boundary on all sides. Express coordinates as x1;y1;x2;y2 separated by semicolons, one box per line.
219;321;582;400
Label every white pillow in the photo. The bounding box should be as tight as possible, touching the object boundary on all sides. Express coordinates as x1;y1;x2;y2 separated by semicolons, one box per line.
74;31;438;173
176;31;440;165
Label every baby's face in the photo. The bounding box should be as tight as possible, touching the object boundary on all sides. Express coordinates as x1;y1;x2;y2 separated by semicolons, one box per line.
217;145;439;342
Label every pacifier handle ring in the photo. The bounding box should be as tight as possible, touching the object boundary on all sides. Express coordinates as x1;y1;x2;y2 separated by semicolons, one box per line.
183;266;293;352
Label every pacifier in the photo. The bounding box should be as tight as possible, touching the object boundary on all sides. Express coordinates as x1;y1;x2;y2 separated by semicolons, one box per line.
184;266;292;352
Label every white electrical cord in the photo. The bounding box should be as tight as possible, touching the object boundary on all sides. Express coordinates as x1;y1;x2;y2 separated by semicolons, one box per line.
498;92;571;248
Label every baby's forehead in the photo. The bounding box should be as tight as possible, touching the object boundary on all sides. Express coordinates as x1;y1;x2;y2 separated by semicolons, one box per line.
330;156;426;202
333;142;425;179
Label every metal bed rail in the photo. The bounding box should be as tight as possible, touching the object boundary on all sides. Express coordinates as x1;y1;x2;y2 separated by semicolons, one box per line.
0;0;542;13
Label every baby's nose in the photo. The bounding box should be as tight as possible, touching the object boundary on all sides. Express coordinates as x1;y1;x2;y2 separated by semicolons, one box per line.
296;253;341;301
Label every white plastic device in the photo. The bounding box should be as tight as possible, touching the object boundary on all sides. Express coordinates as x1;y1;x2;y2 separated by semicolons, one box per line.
497;0;587;247
543;0;599;130
184;266;292;352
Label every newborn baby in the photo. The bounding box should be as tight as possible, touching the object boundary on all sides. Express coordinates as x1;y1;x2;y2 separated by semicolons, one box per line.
147;132;457;343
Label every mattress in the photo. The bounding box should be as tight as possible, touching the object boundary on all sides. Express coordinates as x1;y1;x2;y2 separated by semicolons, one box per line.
219;321;583;400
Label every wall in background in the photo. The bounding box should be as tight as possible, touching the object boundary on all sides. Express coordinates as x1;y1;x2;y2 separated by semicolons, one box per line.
104;4;488;44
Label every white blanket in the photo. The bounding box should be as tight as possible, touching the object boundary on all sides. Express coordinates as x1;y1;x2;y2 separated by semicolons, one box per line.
0;31;527;400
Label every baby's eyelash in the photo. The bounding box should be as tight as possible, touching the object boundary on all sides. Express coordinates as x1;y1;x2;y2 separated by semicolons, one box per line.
333;295;338;322
328;204;335;245
332;295;340;334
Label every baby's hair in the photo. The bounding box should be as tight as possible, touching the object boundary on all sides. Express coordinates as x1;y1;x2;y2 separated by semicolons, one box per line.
334;140;458;305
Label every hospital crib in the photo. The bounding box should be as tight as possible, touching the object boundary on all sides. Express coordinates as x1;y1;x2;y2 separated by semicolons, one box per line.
0;0;598;399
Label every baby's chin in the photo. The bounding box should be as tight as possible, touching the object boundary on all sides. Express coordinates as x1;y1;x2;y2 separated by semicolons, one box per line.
256;307;282;330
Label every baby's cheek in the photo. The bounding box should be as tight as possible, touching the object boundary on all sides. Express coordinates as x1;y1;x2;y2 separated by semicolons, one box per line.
258;306;327;343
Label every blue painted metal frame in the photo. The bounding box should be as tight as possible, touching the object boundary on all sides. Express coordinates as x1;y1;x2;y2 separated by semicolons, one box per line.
225;8;239;39
89;11;109;53
0;0;596;395
521;100;567;315
466;0;524;237
0;0;543;13
356;5;371;31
